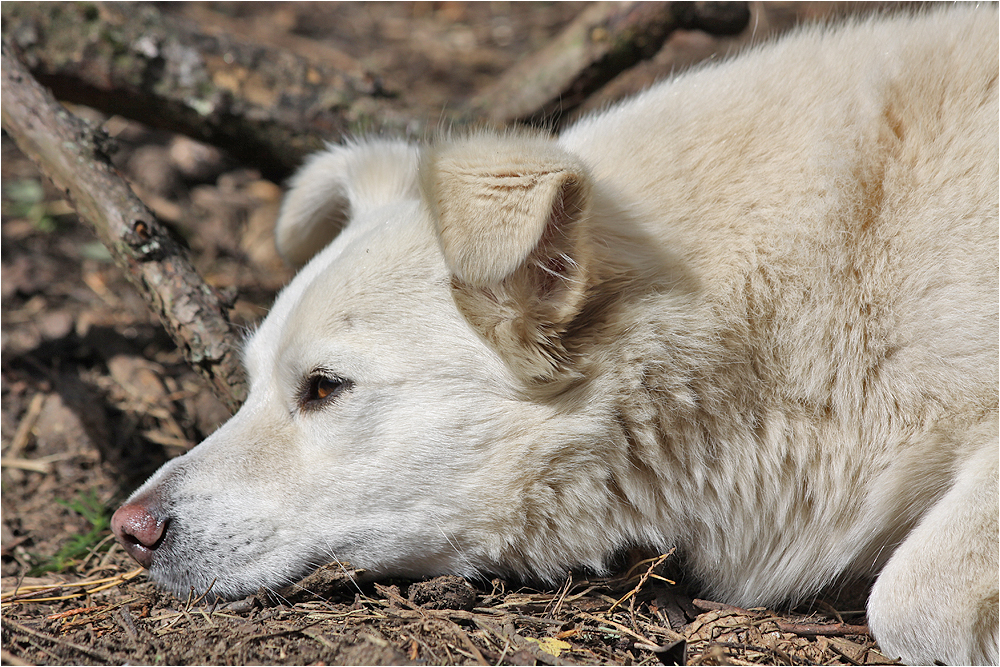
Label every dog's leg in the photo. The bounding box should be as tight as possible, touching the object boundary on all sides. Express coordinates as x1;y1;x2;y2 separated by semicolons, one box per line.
868;436;999;665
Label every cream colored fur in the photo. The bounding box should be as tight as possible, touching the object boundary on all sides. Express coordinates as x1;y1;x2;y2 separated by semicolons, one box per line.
119;8;998;665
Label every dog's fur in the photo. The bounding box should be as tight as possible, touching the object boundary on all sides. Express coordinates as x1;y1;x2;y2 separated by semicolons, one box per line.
115;8;998;665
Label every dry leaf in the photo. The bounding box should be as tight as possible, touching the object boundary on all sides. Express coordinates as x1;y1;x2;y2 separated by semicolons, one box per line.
525;636;572;657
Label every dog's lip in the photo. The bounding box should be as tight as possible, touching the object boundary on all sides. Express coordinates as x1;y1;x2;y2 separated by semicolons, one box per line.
119;537;155;569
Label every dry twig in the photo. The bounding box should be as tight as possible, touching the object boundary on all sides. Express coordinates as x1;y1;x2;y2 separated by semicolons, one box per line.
775;621;871;637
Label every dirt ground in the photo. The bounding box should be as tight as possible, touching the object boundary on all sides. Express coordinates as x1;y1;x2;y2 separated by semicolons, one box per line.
4;3;902;665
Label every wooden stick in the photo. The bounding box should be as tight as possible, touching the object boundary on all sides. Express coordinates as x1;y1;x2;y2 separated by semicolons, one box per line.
467;2;684;126
0;2;440;181
1;42;248;412
691;598;753;615
775;621;871;637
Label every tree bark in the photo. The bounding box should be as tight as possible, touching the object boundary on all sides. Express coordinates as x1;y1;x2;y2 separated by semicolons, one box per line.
1;2;446;182
465;2;748;127
1;41;248;412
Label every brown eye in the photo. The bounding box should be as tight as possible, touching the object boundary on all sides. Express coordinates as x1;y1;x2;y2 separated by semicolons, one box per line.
302;374;352;408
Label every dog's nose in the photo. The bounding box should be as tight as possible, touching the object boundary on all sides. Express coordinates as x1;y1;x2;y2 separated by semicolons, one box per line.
111;498;167;569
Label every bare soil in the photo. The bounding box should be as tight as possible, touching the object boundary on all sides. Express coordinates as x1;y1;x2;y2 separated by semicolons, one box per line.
4;3;898;665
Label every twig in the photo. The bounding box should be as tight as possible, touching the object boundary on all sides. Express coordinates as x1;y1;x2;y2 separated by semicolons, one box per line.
691;598;754;615
574;610;668;649
185;579;218;609
0;2;444;181
301;627;337;650
116;605;141;643
467;2;685;126
775;621;871;637
238;619;324;646
0;457;56;474
439;618;490;666
11;636;61;665
807;597;847;624
1;42;248;412
373;582;423;614
46;605;107;621
620;552;677;584
609;551;673;612
4;393;45;459
2;618;115;664
0;648;34;666
546;572;575;618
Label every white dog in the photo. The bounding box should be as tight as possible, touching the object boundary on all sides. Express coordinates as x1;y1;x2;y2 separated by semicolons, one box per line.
112;7;998;664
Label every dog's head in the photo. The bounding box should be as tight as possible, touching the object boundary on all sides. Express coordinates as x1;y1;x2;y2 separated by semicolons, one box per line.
111;134;669;599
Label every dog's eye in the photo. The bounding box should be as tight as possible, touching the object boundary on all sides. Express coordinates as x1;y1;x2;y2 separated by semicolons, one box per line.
302;374;352;408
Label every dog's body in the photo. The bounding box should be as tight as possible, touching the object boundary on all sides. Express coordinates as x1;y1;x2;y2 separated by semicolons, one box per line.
112;8;999;664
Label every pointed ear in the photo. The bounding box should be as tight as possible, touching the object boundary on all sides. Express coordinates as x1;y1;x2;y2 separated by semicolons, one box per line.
422;133;595;383
275;139;420;268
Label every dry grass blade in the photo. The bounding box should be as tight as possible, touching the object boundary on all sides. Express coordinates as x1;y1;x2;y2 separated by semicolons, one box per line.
1;567;145;605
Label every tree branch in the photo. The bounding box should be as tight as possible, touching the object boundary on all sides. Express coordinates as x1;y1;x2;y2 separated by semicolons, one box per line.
1;2;448;182
465;2;749;127
1;41;247;412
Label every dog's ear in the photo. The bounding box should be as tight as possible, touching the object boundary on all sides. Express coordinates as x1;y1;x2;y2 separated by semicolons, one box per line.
422;133;595;383
275;139;420;268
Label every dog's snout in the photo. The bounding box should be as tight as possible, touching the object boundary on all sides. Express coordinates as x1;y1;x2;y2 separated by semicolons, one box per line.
111;498;168;569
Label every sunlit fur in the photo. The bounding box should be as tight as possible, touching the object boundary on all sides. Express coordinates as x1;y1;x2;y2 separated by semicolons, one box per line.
122;8;997;665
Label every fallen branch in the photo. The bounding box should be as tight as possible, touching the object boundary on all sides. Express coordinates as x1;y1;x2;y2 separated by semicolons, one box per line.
1;42;248;412
691;597;870;639
466;1;750;127
1;2;447;181
467;2;678;126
